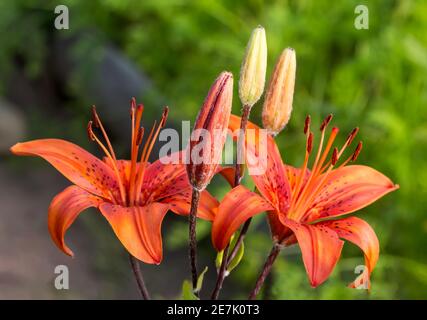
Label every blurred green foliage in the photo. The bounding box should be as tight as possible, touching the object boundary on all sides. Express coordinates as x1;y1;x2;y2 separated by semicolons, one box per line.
1;0;427;299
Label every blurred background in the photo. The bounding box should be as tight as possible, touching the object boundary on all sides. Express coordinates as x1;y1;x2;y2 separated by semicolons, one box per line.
0;0;426;299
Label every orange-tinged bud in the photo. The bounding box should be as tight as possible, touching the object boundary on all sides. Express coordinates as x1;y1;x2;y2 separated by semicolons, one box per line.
262;48;296;135
187;71;234;190
239;26;267;107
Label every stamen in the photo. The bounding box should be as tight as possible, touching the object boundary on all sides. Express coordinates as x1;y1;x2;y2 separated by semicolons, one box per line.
346;127;359;146
306;132;313;153
91;106;100;128
160;106;169;128
337;127;359;159
134;108;168;203
304;115;311;134
87;120;127;205
91;106;118;161
289;125;339;220
331;147;338;166
351;141;363;161
320;114;333;131
297;164;335;220
338;141;363;168
314;127;339;175
128;102;144;206
136;127;144;146
290;131;312;210
134;124;157;204
130;97;136;118
87;121;95;141
107;190;118;205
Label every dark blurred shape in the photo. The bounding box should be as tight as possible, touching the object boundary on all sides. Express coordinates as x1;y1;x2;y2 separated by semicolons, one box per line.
0;98;26;154
51;33;163;135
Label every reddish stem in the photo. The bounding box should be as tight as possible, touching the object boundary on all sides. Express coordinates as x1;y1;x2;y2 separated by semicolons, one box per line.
248;244;282;300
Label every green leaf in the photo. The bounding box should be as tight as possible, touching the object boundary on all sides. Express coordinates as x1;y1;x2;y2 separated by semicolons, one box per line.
227;240;245;273
181;280;198;300
195;266;209;293
181;267;208;299
214;234;245;275
215;248;224;270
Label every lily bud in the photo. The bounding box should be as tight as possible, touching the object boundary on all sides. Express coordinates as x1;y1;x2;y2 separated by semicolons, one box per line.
262;48;296;136
187;71;233;190
239;26;267;107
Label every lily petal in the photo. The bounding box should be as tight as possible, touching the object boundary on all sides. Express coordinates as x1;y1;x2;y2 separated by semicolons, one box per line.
318;216;379;289
307;165;398;221
228;115;291;212
141;153;189;202
284;165;310;193
216;166;236;187
282;218;344;287
267;210;293;242
48;185;103;256
102;158;146;189
161;189;218;221
99;202;169;264
11;139;118;199
212;185;273;251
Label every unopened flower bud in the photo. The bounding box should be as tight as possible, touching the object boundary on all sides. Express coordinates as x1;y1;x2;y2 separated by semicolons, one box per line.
262;48;296;135
187;71;233;190
239;26;267;107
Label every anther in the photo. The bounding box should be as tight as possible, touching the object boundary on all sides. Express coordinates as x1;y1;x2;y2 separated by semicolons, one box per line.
136;127;144;146
331;147;339;165
351;142;363;161
346;127;359;146
320;114;333;131
130;97;136;117
304;115;311;134
307;132;314;153
87;121;95;141
160;106;169;128
91;106;100;127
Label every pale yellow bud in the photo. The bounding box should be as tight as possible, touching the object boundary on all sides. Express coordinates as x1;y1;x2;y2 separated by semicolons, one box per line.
239;26;267;107
262;48;296;135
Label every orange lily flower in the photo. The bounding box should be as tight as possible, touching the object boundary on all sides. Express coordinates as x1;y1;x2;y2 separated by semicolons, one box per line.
10;100;218;264
212;114;399;288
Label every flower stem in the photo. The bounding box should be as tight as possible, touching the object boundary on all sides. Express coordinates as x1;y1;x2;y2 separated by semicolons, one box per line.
189;188;201;292
226;217;251;266
211;244;229;300
210;104;252;299
234;104;251;186
248;243;282;300
227;104;253;264
129;254;151;300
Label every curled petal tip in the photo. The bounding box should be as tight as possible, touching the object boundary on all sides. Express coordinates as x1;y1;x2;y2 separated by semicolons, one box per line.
9;144;18;154
10;142;25;155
